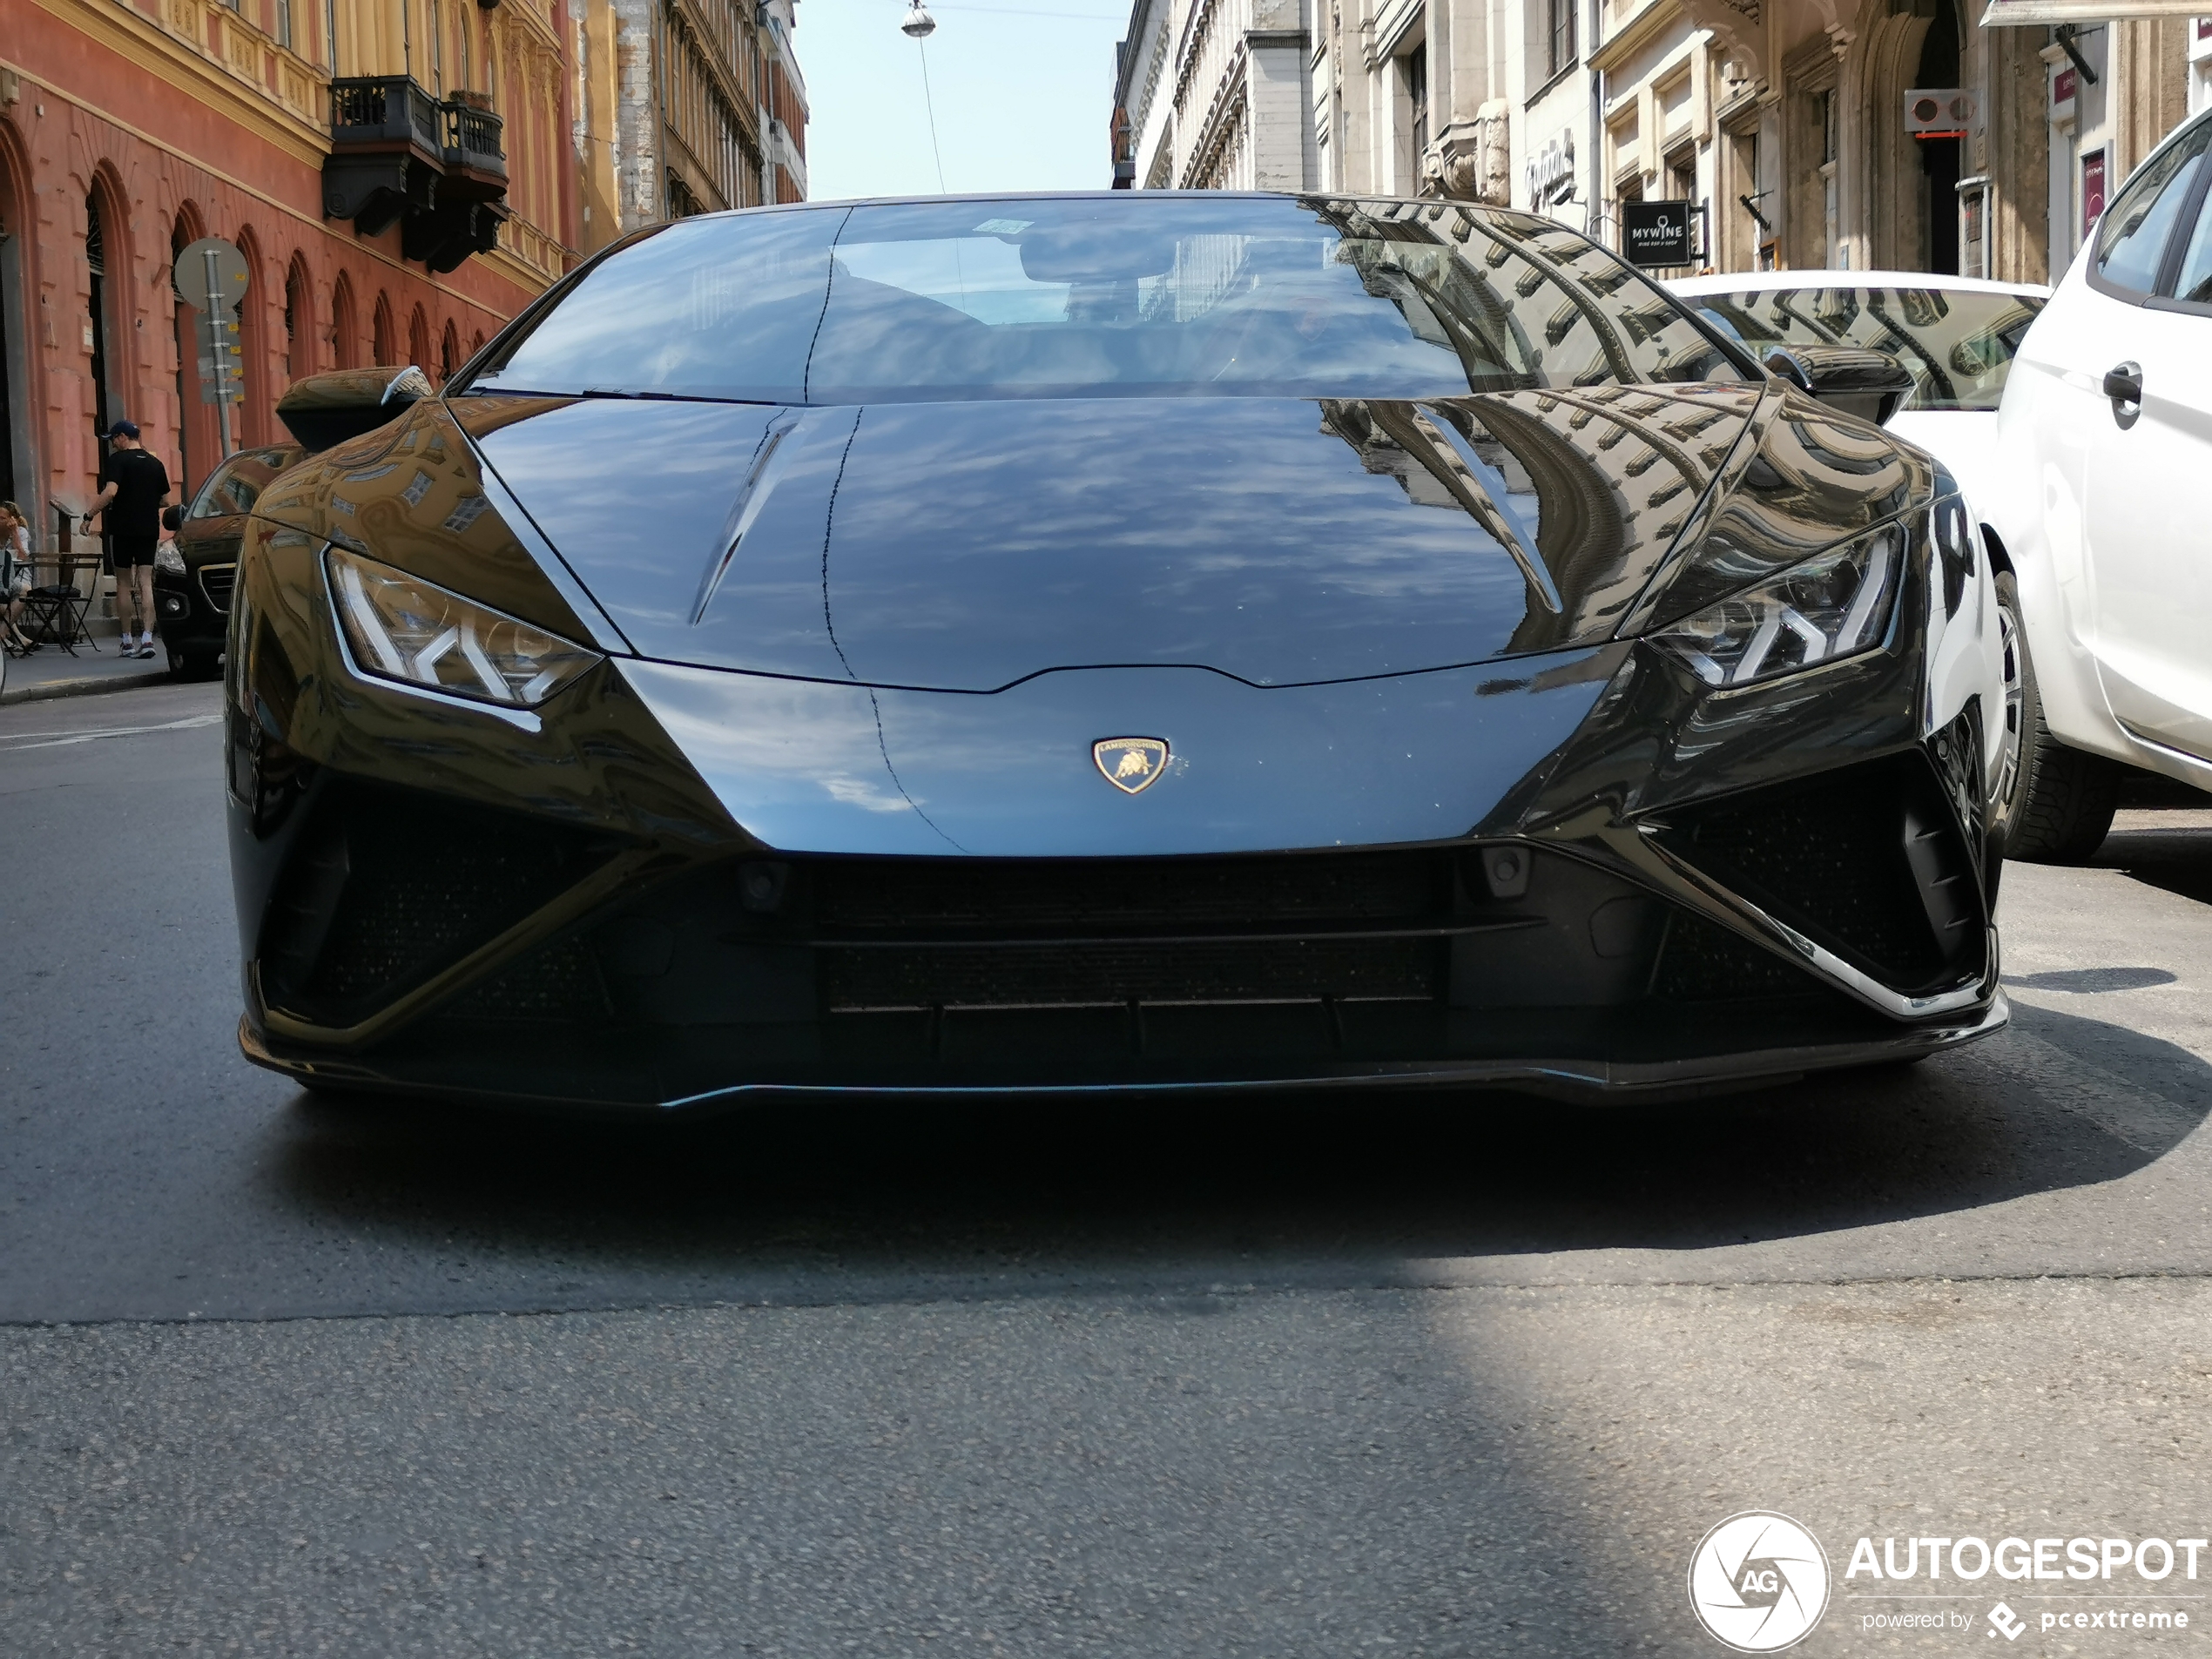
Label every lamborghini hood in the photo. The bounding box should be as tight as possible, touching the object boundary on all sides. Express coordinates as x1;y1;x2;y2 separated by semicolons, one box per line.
456;388;1761;692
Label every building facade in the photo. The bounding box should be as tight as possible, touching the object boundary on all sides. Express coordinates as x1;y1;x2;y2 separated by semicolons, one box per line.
571;0;805;255
1112;0;2208;287
2;0;580;540
1116;0;1323;190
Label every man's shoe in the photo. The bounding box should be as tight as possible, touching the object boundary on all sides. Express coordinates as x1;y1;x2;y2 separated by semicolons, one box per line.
138;637;158;660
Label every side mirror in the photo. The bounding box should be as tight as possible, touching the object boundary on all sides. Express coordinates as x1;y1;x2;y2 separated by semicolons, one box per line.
274;366;436;454
161;504;183;533
1761;345;1916;426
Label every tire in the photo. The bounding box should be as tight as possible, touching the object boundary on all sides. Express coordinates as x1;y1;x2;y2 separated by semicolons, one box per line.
168;649;221;682
1995;570;2120;863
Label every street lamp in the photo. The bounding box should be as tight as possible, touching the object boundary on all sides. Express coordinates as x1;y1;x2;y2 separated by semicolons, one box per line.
901;1;935;37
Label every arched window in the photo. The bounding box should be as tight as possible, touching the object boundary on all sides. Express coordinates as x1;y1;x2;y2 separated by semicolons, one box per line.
84;186;122;452
371;293;396;366
233;227;266;443
331;273;358;370
408;304;433;370
282;257;314;388
439;320;461;383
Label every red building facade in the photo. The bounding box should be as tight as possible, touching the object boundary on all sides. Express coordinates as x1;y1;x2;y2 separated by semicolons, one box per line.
2;0;576;539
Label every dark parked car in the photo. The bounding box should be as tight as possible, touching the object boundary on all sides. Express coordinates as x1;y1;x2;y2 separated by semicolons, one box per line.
156;444;301;678
225;193;2008;1111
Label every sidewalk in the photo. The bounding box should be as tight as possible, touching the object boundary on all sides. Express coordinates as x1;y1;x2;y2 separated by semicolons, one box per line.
0;638;175;705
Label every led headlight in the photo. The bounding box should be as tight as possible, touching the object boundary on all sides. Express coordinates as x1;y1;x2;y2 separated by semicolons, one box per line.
1653;523;1902;690
327;546;600;707
154;542;186;576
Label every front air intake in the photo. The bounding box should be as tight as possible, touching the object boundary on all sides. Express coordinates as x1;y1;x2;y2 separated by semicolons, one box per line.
1654;750;1986;995
258;782;616;1027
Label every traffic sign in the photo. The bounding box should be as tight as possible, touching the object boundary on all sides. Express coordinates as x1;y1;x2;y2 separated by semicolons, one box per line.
172;237;250;314
172;238;250;451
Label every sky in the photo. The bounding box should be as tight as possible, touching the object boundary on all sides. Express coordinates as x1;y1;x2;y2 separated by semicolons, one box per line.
799;0;1130;201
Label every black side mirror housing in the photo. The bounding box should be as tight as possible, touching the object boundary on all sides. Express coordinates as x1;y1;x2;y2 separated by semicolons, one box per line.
161;504;183;533
273;366;436;454
1762;345;1916;426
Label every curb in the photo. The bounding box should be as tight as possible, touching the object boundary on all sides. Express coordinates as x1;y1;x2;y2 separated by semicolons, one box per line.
0;664;176;706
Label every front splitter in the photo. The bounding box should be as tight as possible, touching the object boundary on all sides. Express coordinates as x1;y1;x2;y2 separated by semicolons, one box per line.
238;994;2007;1116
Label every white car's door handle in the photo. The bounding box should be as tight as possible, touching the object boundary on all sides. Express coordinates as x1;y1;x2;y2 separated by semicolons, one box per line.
2103;361;2143;428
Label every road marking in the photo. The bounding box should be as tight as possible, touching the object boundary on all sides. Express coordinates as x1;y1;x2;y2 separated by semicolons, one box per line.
0;713;224;751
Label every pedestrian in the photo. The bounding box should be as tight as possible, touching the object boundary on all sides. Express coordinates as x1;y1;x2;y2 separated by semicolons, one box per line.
0;499;35;655
81;420;174;660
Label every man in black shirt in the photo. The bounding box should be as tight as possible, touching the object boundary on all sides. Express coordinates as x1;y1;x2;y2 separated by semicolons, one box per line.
84;420;174;660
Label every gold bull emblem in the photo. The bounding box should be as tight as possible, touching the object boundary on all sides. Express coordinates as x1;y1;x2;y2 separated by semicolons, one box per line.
1093;738;1170;795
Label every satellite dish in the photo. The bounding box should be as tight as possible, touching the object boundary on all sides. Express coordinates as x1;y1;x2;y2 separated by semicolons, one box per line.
901;2;936;37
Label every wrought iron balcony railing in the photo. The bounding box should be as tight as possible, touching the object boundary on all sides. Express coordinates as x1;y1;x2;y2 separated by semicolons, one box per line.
329;75;443;157
444;98;507;179
324;76;508;274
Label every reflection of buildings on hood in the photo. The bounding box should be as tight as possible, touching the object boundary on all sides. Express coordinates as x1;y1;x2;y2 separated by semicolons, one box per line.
1317;381;1753;651
1109;0;2209;287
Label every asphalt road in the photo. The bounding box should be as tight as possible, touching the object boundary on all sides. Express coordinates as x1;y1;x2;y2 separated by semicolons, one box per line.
4;681;2210;1656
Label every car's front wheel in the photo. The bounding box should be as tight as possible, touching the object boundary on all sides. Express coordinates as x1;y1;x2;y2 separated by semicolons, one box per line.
1995;570;2120;863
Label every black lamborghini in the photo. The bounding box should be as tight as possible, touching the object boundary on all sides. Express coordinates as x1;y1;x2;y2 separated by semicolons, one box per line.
226;193;2006;1109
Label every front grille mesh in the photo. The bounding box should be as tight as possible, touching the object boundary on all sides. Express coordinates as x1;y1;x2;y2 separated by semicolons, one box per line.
1651;911;1820;1001
815;853;1442;934
810;850;1454;1012
1658;752;1983;991
261;785;610;1023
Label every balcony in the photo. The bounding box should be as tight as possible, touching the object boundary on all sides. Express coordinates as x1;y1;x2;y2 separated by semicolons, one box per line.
323;76;510;275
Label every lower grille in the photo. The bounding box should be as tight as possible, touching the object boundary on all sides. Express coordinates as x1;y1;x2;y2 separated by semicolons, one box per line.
815;852;1444;934
821;934;1446;1011
1657;750;1986;992
260;784;614;1024
198;563;237;614
1651;911;1822;1001
810;849;1457;1012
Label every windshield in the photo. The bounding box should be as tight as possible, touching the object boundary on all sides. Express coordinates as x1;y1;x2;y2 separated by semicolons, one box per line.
463;197;1751;404
186;448;297;520
1684;287;2043;411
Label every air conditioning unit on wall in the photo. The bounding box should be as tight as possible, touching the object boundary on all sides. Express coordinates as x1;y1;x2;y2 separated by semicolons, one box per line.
1905;89;1976;136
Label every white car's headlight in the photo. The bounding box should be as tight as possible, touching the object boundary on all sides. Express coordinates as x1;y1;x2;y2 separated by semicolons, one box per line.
327;546;600;707
1653;523;1902;691
154;542;186;576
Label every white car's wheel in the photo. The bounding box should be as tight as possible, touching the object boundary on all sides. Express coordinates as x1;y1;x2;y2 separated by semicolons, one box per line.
1996;570;2120;863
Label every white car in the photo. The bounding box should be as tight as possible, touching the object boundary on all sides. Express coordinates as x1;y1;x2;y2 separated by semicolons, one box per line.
1670;269;2054;852
1995;105;2212;860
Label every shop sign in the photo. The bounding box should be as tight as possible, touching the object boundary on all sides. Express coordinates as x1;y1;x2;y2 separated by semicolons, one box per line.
1526;131;1577;206
2082;148;2107;236
1622;199;1696;267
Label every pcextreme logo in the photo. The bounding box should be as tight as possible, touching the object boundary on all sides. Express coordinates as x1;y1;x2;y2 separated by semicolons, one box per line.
1689;1512;1832;1652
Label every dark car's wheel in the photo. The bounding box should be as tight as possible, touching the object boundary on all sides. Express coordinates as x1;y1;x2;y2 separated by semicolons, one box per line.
167;646;222;681
1996;571;2120;863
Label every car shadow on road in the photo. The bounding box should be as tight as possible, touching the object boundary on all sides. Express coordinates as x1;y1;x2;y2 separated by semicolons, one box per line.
259;996;2212;1291
2097;819;2212;907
